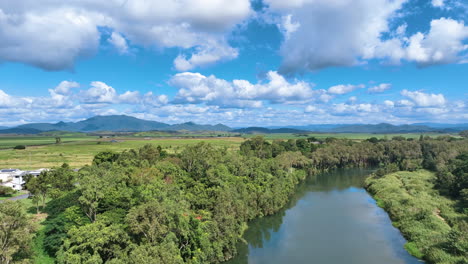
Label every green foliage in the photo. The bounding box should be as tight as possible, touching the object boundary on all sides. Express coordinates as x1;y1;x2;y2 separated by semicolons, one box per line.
404;242;424;258
28;137;468;263
13;144;26;149
56;221;131;263
93;151;120;165
0;185;15;196
460;130;468;138
0;201;35;263
366;170;468;264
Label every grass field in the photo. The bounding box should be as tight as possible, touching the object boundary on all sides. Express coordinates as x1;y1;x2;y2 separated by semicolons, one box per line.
0;133;454;169
0;137;245;169
0;136;96;149
242;132;449;140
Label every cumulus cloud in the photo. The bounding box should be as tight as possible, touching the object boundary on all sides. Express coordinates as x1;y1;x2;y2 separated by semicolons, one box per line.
404;18;468;66
368;83;392;93
170;71;315;107
0;7;100;70
328;84;364;95
0;0;252;70
52;81;80;95
401;90;447;107
174;40;239;71
108;32;129;54
263;0;468;73
263;0;406;73
79;81;118;104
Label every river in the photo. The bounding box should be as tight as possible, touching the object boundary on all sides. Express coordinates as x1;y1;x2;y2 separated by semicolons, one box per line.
226;168;423;264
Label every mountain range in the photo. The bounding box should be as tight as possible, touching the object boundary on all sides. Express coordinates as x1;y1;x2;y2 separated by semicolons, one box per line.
0;115;467;134
0;115;230;134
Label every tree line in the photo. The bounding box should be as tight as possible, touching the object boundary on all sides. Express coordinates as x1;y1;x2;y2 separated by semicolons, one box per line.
2;135;468;263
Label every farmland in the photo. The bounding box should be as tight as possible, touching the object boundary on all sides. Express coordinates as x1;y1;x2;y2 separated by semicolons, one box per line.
0;132;455;169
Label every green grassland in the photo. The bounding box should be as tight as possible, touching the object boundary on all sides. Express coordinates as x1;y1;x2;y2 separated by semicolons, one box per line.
0;137;245;169
242;132;450;140
0;135;95;149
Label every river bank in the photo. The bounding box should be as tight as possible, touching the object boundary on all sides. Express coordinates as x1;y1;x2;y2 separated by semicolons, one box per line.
365;170;467;264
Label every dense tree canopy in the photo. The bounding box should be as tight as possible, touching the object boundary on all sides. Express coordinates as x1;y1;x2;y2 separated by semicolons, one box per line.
11;137;468;263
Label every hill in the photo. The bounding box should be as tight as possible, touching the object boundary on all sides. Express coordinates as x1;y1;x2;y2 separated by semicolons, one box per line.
232;127;310;134
0;127;43;134
163;122;231;132
330;123;439;133
6;115;231;133
15;115;169;132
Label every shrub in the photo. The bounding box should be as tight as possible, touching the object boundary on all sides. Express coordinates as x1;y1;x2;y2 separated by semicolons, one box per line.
14;145;26;150
404;242;424;258
0;185;15;196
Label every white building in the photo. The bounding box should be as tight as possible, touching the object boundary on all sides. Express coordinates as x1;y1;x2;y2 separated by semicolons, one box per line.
0;169;26;191
0;168;48;191
26;168;48;177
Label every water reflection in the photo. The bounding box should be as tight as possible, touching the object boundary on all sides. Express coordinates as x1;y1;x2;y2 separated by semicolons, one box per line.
226;168;422;264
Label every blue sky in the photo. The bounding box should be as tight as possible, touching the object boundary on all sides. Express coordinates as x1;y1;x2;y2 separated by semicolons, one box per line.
0;0;467;127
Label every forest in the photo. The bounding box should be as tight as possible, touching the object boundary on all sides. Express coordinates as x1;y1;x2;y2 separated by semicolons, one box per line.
2;135;468;263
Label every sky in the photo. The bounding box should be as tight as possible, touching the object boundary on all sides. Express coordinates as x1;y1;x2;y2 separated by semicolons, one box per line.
0;0;467;127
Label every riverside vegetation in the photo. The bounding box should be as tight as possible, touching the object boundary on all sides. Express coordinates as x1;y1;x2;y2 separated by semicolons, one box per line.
1;135;468;263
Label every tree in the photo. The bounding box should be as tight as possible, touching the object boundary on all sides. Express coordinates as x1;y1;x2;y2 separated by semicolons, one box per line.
26;172;50;213
57;221;130;263
77;166;111;222
0;186;15;196
55;137;62;144
93;151;120;165
47;163;76;199
459;130;468;138
0;201;35;264
13;145;26;150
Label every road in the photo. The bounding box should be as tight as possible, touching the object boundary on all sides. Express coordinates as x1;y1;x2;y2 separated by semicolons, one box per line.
0;192;29;203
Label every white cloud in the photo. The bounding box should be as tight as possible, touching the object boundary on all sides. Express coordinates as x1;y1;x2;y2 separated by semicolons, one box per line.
384;100;395;107
108;32;129;54
328;84;364;95
0;7;99;70
0;0;252;70
174;40;239;71
432;0;445;7
401;89;447;107
0;90;17;108
170;71;315;107
119;91;140;104
304;105;319;113
279;15;300;39
368;83;392;93
404;18;468;66
264;0;468;73
264;0;406;73
79;81;118;104
396;99;415;107
348;96;358;103
52;81;80;95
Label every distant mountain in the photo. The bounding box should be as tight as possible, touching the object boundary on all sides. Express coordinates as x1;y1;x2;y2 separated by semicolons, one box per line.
0;127;43;134
330;123;439;133
6;115;231;133
164;122;231;132
0;126;8;130
412;123;468;131
15;115;169;132
266;124;343;132
232;127;310;134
